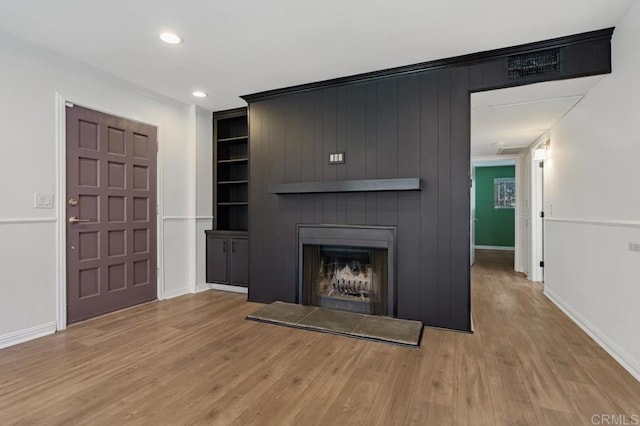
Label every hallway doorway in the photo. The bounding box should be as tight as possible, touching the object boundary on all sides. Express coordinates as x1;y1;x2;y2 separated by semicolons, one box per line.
471;160;517;269
470;76;603;281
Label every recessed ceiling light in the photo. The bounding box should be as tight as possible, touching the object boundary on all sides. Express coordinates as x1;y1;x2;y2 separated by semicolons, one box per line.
159;32;182;45
492;141;506;147
192;91;208;98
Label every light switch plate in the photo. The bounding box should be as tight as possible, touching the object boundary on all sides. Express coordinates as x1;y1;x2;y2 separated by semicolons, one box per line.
329;152;345;164
34;192;54;209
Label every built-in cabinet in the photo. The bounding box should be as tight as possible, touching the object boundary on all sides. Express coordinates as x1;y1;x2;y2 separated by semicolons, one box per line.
206;232;248;287
206;107;249;288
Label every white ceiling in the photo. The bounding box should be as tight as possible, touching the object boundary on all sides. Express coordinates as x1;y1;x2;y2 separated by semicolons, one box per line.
0;0;634;111
470;76;604;156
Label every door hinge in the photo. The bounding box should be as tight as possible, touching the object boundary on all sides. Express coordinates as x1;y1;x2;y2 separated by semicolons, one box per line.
156;141;159;152
156;205;159;215
65;102;74;108
539;261;545;267
540;211;544;218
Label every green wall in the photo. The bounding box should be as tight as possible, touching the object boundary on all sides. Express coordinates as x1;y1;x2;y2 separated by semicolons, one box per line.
474;166;515;247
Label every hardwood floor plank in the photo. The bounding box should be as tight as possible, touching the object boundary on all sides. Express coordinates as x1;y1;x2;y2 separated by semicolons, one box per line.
452;332;496;426
0;250;638;425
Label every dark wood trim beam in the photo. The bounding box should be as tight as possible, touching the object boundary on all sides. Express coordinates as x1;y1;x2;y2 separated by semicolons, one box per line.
268;178;421;194
241;28;614;102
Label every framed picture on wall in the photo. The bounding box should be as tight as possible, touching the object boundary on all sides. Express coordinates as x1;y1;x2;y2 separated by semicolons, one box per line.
494;177;516;209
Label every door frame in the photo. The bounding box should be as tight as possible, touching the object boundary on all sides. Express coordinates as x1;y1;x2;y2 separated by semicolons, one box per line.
470;165;476;266
530;151;545;282
54;93;164;331
470;155;522;271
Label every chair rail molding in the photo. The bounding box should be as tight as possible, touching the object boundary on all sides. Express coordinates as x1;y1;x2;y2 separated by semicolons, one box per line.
0;217;57;224
544;217;640;228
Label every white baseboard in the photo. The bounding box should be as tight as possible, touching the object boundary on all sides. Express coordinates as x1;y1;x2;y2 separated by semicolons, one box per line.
164;286;191;299
475;245;515;251
197;283;248;295
0;322;56;350
196;283;213;293
544;288;640;383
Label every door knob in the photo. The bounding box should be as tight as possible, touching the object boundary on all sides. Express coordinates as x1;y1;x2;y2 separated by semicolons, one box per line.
69;216;90;224
68;198;78;206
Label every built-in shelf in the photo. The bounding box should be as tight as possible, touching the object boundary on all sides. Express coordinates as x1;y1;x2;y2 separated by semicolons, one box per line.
214;107;249;233
218;158;249;164
218;135;248;143
269;178;421;194
218;180;249;185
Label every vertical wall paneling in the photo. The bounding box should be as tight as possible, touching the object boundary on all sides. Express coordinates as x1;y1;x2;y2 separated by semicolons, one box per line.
322;88;337;224
270;98;290;302
365;82;378;225
283;95;302;294
375;77;399;228
397;74;422;320
299;92;316;226
419;71;440;326
336;86;347;224
275;98;293;302
450;66;472;330
436;69;453;327
247;68;471;328
248;102;269;302
312;93;324;224
345;84;367;225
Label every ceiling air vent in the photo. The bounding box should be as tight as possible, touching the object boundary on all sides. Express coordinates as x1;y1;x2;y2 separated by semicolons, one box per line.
498;147;525;155
508;48;560;80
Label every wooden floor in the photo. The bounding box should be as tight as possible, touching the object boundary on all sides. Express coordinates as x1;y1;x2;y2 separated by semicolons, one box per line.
1;250;638;425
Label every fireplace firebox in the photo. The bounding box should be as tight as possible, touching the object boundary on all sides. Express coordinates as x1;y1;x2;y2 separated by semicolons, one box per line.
298;225;396;316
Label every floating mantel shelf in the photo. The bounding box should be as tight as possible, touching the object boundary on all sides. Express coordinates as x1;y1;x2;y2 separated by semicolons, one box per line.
268;178;421;194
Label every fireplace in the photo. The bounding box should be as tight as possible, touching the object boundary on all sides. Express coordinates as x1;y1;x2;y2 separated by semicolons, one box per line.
297;225;396;316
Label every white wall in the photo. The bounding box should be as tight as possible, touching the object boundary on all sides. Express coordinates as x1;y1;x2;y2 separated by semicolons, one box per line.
195;107;213;288
0;36;211;345
543;1;640;381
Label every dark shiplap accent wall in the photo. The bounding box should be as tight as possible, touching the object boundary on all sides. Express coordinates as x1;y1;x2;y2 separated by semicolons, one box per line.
246;30;613;331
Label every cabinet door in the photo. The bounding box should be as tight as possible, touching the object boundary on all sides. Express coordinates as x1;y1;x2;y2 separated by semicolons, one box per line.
207;236;228;283
229;238;248;286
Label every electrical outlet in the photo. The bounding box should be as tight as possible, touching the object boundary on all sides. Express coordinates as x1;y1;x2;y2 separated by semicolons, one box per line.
34;192;54;209
628;242;640;252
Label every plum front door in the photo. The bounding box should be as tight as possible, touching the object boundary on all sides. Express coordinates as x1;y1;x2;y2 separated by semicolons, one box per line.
66;105;157;324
